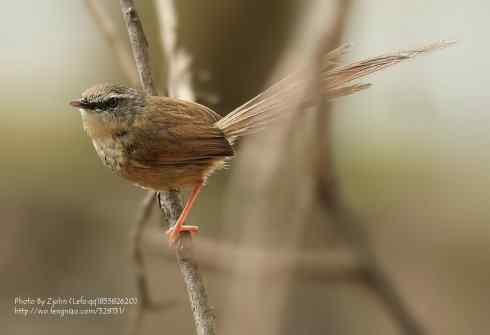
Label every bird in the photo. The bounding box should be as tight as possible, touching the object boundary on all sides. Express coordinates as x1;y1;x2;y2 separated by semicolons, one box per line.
69;42;452;244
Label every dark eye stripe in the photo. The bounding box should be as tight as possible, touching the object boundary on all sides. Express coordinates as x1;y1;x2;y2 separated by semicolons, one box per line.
98;97;118;109
81;97;118;110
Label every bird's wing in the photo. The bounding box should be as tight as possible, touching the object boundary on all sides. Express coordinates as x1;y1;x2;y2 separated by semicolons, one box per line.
128;96;234;167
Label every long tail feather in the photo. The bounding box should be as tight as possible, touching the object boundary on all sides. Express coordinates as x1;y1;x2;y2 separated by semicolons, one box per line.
216;40;454;142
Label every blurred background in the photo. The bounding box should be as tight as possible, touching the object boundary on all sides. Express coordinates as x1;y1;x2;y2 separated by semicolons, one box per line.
1;1;488;334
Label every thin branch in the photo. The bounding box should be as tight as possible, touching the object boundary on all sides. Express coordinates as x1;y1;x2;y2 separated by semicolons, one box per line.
119;1;216;335
317;183;427;335
127;191;181;332
129;192;155;300
219;4;348;334
85;1;160;332
120;0;156;95
155;0;194;100
157;191;216;335
314;1;426;334
85;0;139;86
128;191;178;333
155;0;216;332
146;233;362;283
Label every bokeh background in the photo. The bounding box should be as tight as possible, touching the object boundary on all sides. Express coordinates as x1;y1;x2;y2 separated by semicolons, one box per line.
1;1;489;334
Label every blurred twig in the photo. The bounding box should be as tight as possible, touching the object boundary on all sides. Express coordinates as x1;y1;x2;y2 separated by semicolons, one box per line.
118;1;216;335
155;0;194;100
118;0;167;332
318;185;427;335
314;1;427;334
128;191;156;334
220;3;346;334
146;233;361;283
85;1;160;333
154;1;216;333
85;0;139;86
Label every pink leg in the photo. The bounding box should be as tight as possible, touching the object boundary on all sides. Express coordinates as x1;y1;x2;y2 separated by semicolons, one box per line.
166;183;203;245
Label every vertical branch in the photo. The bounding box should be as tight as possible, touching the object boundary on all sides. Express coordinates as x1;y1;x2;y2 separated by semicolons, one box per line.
128;191;156;335
84;2;160;333
120;0;156;95
85;0;139;86
220;3;344;334
317;187;427;335
155;0;216;332
119;1;216;335
158;192;216;335
315;1;426;334
155;0;194;100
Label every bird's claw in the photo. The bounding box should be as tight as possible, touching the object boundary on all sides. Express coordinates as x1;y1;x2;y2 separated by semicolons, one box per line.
166;225;199;245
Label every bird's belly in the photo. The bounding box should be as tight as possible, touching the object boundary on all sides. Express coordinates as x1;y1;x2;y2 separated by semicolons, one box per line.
91;136;227;190
120;159;224;191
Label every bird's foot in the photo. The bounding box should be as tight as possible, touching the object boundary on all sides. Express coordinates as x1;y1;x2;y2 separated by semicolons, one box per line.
166;224;199;245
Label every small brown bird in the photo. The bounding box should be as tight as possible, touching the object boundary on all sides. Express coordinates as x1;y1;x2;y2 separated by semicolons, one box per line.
70;42;451;244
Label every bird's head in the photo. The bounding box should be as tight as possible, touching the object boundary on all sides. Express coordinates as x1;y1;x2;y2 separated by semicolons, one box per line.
70;83;145;137
70;83;145;123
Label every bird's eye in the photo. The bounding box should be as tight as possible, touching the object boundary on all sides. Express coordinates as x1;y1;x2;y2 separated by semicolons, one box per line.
100;97;118;109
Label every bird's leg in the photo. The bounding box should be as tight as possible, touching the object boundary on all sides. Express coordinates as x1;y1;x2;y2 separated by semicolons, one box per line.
166;183;203;244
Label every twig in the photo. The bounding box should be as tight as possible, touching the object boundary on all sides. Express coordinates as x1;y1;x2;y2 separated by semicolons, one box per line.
119;1;216;335
85;0;139;86
314;1;426;334
146;233;361;283
85;1;160;332
155;0;194;100
317;184;427;335
120;0;156;96
127;192;180;333
157;192;216;335
127;192;154;335
154;1;216;332
219;4;347;334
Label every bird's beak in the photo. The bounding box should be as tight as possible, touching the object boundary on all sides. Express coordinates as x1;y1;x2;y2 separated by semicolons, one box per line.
69;99;82;108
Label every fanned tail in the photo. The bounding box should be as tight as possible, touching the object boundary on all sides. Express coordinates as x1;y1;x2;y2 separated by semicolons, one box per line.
215;40;454;142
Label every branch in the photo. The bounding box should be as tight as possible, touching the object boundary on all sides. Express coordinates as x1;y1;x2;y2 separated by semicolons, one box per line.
154;1;216;331
119;1;216;335
85;0;139;86
314;1;426;334
157;191;216;335
146;233;362;283
317;183;427;335
155;0;194;100
120;0;156;95
129;192;155;310
85;2;161;332
127;191;177;333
